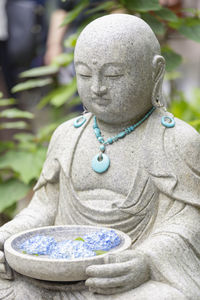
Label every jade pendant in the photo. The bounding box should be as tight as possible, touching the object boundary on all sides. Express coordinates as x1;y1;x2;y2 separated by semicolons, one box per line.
92;153;110;173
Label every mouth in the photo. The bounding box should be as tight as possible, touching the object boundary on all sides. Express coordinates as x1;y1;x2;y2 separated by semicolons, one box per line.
92;98;110;106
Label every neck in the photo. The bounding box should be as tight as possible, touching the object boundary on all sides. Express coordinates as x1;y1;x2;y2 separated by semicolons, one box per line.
95;107;155;134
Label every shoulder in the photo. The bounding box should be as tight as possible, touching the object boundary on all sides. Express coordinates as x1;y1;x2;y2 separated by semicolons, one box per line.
173;117;200;169
47;113;91;154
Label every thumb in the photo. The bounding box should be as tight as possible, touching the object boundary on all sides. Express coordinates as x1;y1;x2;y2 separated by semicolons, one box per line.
0;231;12;250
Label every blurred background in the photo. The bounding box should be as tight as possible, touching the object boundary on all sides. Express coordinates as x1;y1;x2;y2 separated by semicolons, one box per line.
0;0;200;224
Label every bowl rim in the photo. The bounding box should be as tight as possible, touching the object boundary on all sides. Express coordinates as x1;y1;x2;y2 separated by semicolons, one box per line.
5;225;132;263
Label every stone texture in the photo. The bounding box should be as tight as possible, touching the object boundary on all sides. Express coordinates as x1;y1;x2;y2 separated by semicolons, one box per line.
0;14;199;299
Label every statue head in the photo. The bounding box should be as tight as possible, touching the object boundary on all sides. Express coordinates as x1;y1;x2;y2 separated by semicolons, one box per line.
74;14;165;125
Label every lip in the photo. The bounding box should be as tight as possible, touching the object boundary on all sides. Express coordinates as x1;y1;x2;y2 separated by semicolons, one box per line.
92;98;110;106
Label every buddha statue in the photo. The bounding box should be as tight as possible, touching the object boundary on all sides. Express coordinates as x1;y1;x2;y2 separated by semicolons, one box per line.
0;14;200;300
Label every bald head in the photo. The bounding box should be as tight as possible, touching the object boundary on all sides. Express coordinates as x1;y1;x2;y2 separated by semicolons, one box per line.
75;14;160;66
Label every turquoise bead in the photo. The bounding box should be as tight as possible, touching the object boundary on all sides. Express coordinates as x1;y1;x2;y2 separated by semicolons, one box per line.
100;145;105;152
94;128;101;137
107;138;113;144
117;132;126;138
98;137;104;143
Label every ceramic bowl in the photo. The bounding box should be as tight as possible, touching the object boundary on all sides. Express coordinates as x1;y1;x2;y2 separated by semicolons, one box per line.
4;225;131;281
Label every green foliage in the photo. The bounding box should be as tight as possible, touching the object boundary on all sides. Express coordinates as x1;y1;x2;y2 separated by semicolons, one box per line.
0;179;30;212
12;78;53;93
161;46;182;72
61;0;89;26
155;7;178;22
0;149;46;184
141;13;166;36
50;78;77;107
0;121;28;130
169;89;200;132
0;98;16;106
20;65;59;78
0;108;34;119
121;0;161;12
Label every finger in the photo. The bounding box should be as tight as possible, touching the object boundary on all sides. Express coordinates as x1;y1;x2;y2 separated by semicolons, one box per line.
89;284;133;295
104;250;137;264
86;260;134;278
0;263;13;280
0;232;11;250
0;263;6;273
0;251;5;263
86;273;134;289
0;272;13;280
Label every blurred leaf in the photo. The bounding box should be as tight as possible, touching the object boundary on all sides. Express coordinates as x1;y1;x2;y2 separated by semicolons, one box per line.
61;0;89;26
3;202;17;219
0;179;30;212
0;98;16;106
189;119;200;126
124;0;161;12
52;53;74;67
75;237;85;242
0;108;34;119
178;18;200;43
0;141;15;153
37;85;71;109
37;122;60;141
12;78;53;93
165;71;181;80
95;250;108;255
161;46;182;72
0;92;3;98
50;78;77;107
67;96;81;108
142;14;166;35
64;33;79;48
20;65;59;78
0;149;46;184
169;18;183;30
14;133;35;142
155;8;178;22
0;121;28;130
85;1;115;14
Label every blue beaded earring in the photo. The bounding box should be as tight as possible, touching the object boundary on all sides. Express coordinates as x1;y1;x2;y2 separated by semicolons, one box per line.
73;106;88;128
161;116;175;128
74;116;86;128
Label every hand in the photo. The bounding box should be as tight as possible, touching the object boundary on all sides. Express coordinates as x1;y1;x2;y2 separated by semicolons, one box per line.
85;250;149;295
0;232;13;280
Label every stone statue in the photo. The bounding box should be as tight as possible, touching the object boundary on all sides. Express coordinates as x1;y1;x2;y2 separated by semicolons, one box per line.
0;14;200;300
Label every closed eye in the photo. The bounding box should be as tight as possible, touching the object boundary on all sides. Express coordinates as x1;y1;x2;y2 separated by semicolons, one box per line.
79;74;92;78
104;74;124;78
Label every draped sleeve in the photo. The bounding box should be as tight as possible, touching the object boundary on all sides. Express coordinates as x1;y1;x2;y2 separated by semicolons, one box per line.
136;109;200;299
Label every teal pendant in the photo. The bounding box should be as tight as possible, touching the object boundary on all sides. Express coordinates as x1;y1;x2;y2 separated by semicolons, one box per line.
92;153;110;173
74;116;86;128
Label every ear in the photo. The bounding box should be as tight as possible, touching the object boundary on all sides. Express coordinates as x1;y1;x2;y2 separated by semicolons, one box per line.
151;55;165;107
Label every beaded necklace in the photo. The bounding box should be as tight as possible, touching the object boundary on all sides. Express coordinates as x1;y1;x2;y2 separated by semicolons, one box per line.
92;106;156;173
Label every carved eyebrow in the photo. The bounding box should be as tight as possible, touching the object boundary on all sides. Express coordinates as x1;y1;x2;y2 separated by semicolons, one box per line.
102;62;124;70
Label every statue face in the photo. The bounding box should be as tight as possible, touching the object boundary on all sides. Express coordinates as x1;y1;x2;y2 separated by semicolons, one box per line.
75;15;160;125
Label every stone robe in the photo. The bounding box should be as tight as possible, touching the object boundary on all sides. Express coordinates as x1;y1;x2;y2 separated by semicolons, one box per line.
1;109;200;299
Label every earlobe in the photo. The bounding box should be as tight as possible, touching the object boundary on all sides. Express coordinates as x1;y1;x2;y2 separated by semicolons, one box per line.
152;55;165;107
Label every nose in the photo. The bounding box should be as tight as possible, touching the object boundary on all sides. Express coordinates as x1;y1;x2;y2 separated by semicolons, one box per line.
91;77;107;96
